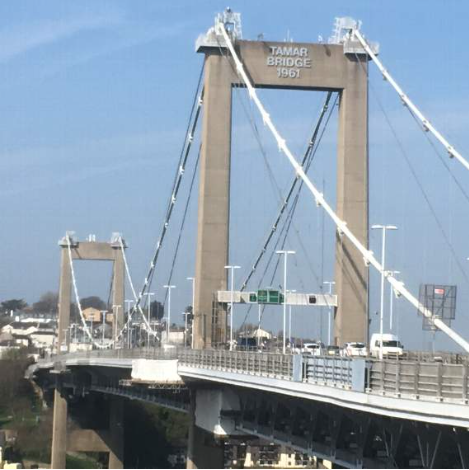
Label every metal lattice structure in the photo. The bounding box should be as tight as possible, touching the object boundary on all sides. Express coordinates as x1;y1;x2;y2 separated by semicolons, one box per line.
419;284;457;331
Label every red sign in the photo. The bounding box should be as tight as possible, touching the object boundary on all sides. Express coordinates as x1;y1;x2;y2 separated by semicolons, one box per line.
434;288;445;295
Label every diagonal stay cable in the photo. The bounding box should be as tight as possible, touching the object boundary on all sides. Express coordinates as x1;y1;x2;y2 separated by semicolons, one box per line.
215;35;331;294
134;63;205;316
217;22;469;352
237;95;338;331
359;54;469;284
163;146;201;306
239;92;335;292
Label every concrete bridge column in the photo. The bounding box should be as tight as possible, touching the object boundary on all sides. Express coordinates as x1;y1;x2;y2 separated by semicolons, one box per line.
334;56;369;346
51;388;68;469
51;392;125;469
193;52;233;349
111;242;125;341
108;398;124;469
186;391;224;469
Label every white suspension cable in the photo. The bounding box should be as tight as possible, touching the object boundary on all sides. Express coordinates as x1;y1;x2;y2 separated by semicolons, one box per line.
118;237;159;338
352;28;469;173
66;234;114;349
216;23;469;353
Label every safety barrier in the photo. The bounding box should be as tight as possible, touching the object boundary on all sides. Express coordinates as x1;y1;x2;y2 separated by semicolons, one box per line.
46;348;469;403
369;360;469;403
303;356;354;389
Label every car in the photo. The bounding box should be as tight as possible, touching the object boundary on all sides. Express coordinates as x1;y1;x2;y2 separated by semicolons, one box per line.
301;342;323;356
236;337;258;351
343;342;367;357
326;345;341;356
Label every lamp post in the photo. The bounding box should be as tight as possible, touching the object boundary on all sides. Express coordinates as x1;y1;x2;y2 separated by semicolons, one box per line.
112;305;121;348
388;271;400;331
187;277;195;348
323;281;335;345
182;311;188;347
257;303;262;349
125;299;134;348
276;250;296;354
288;289;296;349
163;285;176;343
145;293;155;347
225;265;240;351
372;224;398;360
100;310;108;346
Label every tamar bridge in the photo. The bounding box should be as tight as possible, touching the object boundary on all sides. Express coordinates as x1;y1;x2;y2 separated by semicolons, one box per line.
31;346;469;469
29;10;469;470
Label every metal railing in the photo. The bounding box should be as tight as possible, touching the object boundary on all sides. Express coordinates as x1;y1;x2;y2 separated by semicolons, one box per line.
177;349;293;380
369;360;469;403
44;348;469;403
303;356;354;389
59;347;294;380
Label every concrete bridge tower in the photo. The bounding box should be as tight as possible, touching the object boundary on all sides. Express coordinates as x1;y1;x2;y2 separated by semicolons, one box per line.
193;12;372;349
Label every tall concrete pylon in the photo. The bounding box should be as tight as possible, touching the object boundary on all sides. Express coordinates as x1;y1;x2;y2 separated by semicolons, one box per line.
193;18;370;348
51;232;126;469
56;232;126;352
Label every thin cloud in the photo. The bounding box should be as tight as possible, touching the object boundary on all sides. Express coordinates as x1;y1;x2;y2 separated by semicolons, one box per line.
37;21;190;80
0;10;123;64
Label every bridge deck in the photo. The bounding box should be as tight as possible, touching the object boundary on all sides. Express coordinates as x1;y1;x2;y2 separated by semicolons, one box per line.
32;348;469;428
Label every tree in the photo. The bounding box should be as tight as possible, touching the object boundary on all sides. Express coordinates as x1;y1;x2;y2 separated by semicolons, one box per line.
1;299;28;313
184;305;193;322
150;300;164;320
32;292;58;314
80;296;106;311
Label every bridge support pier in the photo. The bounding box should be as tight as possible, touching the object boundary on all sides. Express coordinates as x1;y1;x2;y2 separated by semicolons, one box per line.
51;388;68;469
108;398;124;469
50;389;124;469
186;391;225;469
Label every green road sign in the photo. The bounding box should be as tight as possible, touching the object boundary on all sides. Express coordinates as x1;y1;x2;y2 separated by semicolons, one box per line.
257;289;284;304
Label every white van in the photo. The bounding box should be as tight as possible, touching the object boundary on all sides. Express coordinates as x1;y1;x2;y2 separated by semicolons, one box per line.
370;334;404;358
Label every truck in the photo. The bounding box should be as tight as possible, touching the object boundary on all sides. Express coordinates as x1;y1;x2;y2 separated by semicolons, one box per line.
369;333;404;358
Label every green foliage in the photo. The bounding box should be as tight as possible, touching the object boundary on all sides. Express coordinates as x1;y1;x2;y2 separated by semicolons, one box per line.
1;299;28;313
0;353;52;467
66;454;101;469
124;401;189;468
32;291;58;314
0;356;34;419
150;300;165;320
80;296;107;310
3;347;29;361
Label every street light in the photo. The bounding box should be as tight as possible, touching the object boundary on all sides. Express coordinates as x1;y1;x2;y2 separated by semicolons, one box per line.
187;277;195;349
276;250;296;354
100;310;108;346
323;281;335;345
163;285;176;342
182;311;188;347
125;299;134;348
145;293;155;347
387;271;400;331
257;303;262;349
287;290;296;348
112;304;121;348
225;265;241;351
372;224;398;360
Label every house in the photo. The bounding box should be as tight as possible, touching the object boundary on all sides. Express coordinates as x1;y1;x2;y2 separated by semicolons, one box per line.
82;307;102;323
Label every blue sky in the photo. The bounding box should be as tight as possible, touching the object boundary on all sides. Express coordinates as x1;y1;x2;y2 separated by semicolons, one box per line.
1;1;469;351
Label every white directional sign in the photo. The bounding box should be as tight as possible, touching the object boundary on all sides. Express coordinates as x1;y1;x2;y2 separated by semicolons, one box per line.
217;290;337;307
